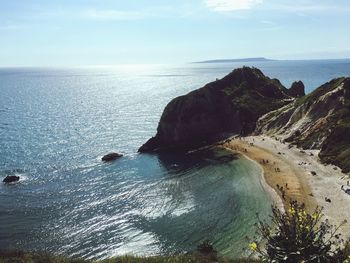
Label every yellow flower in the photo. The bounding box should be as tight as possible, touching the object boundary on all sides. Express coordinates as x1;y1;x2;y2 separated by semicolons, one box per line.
249;242;257;251
289;207;295;215
298;210;307;221
312;212;319;220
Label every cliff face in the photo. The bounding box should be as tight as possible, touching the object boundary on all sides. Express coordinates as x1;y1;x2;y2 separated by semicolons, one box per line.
288;81;305;98
139;66;350;173
256;77;350;173
139;67;294;152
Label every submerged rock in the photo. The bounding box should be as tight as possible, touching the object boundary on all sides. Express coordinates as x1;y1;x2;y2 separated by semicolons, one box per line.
102;152;123;162
3;175;20;183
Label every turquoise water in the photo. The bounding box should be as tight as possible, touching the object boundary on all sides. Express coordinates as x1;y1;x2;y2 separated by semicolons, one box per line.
0;60;349;259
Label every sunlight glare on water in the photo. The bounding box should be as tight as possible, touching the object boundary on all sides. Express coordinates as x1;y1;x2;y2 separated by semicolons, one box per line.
0;60;349;259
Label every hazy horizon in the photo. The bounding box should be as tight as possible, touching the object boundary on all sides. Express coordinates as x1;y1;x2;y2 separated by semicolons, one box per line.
1;0;350;67
1;57;350;69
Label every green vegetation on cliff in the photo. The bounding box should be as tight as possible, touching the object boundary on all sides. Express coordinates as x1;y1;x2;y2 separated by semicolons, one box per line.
139;67;296;152
290;78;350;172
257;76;350;173
139;65;350;172
320;122;350;173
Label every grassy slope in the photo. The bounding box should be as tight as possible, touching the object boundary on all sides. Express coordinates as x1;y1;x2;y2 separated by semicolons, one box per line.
293;77;347;108
0;252;261;263
256;77;350;173
140;67;293;152
296;78;350;172
319;121;350;173
218;67;291;134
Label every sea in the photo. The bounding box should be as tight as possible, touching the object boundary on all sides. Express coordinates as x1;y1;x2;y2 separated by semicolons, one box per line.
0;59;349;259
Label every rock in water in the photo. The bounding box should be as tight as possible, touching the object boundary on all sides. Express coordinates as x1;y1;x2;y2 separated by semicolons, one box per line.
288;81;305;97
139;67;293;152
3;175;20;183
102;152;123;162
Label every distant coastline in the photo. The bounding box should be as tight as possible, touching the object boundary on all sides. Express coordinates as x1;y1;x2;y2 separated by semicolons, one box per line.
192;57;275;64
192;57;350;64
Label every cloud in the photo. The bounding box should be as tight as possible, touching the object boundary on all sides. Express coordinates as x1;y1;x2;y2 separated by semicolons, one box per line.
81;6;190;21
205;0;263;11
82;9;147;21
204;0;350;14
262;0;350;14
260;20;274;25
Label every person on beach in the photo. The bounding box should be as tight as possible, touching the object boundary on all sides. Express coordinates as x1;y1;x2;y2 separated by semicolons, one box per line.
325;197;331;203
341;185;350;195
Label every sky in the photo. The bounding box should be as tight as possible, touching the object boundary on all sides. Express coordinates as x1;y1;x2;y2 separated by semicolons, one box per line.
0;0;350;66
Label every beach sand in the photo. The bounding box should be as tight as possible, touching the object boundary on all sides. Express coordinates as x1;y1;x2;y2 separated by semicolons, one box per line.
222;135;350;240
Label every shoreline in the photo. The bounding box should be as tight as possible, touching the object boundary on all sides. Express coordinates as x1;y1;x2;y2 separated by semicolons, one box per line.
224;146;285;212
221;136;316;211
221;135;350;240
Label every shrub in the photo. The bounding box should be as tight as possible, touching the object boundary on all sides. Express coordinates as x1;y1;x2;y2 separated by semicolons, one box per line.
249;201;349;263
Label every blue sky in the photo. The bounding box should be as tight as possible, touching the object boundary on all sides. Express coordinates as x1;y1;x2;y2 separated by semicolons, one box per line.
1;0;350;66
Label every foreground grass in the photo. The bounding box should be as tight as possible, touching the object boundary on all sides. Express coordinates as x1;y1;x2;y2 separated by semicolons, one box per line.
101;255;260;263
0;251;260;263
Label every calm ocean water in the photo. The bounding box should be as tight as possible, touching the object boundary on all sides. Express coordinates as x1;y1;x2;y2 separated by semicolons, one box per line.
0;60;349;259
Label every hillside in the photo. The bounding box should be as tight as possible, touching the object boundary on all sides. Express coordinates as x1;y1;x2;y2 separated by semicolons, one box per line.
256;77;350;172
139;66;350;172
139;67;298;152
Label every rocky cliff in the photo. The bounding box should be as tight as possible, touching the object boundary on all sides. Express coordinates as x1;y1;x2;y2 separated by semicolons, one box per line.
256;77;350;173
139;66;350;173
139;67;297;152
288;81;305;98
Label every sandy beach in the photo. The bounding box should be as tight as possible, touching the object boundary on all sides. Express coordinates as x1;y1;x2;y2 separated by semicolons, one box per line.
222;135;350;240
